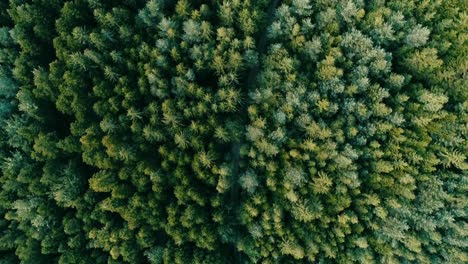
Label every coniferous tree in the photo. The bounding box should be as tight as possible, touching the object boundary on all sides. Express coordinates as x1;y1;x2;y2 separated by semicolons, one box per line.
0;0;466;263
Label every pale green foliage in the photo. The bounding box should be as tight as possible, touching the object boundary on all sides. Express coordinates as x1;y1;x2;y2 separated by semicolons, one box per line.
239;169;259;194
406;48;443;74
439;150;467;169
285;166;306;186
290;199;322;223
245;125;264;142
183;20;201;43
280;239;304;259
145;247;164;264
406;24;430;47
311;171;333;194
419;91;448;112
340;1;364;24
291;0;312;15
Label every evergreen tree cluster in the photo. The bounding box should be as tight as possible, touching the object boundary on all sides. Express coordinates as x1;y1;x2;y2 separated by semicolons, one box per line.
0;0;466;263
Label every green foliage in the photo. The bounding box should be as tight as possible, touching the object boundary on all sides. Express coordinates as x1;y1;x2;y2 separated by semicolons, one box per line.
0;0;466;263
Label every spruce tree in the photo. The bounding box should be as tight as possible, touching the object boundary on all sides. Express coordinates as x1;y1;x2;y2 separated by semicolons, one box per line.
0;0;466;263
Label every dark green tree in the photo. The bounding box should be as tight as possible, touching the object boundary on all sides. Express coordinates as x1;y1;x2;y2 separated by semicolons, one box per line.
0;0;466;263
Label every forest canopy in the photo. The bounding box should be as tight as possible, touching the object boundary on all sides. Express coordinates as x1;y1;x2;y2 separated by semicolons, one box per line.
0;0;466;263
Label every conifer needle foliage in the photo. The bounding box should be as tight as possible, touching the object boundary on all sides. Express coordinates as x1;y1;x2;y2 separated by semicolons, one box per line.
0;0;466;263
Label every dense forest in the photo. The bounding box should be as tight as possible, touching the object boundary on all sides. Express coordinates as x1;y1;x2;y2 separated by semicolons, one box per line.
0;0;466;263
